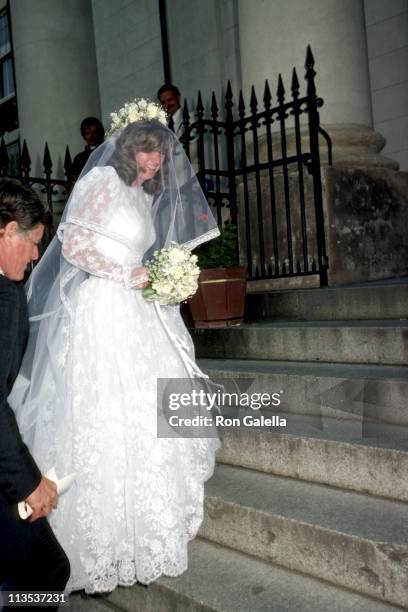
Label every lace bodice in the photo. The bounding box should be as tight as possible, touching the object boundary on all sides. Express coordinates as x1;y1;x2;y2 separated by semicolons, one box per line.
60;166;155;288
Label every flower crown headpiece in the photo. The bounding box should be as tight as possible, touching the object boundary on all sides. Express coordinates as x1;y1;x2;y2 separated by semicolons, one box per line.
107;98;167;136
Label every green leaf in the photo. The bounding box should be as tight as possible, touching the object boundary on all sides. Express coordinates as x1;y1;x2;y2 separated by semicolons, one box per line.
194;223;239;269
143;287;156;299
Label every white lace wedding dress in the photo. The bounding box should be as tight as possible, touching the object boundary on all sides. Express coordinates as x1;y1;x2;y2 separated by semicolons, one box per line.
28;167;220;593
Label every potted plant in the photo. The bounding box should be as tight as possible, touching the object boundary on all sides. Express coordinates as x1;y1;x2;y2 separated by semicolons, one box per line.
188;224;246;328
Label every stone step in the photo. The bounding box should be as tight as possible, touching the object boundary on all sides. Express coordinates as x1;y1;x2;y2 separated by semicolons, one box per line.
246;280;408;322
216;419;408;501
199;358;408;426
192;321;408;365
200;465;408;608
89;539;401;612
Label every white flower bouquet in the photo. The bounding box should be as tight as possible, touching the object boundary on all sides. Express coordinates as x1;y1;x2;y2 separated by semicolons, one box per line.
143;243;200;305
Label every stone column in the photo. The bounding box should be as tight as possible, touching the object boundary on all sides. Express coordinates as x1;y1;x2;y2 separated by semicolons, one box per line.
235;0;405;288
10;0;101;176
237;0;397;169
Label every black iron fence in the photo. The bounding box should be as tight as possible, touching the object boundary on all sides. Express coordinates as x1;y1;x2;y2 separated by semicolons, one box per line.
0;46;331;285
0;138;73;252
0;138;72;217
181;46;331;286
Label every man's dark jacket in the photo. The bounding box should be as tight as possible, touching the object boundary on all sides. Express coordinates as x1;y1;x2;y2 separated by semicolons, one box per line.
0;276;41;507
71;146;97;182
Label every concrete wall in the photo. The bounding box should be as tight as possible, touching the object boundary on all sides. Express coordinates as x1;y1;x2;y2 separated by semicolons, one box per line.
6;0;407;172
91;0;163;127
9;0;101;176
91;0;407;171
237;0;373;127
91;0;240;125
166;0;241;108
365;0;408;170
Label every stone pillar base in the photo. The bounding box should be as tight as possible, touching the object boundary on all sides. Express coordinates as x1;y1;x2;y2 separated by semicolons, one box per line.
237;165;408;288
319;124;399;170
323;166;408;286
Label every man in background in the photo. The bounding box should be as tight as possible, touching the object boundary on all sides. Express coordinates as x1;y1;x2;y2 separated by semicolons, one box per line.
157;84;184;138
71;116;105;182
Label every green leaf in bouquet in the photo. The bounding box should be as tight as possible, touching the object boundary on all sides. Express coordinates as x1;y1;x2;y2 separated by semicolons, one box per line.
142;287;156;300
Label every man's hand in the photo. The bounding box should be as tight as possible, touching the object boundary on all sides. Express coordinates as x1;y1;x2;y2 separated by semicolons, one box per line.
25;476;58;522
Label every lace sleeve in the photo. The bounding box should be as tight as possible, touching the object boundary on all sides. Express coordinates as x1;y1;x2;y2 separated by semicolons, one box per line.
62;223;148;289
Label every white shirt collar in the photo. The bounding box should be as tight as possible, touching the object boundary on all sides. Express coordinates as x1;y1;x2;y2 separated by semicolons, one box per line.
173;107;182;120
171;107;183;135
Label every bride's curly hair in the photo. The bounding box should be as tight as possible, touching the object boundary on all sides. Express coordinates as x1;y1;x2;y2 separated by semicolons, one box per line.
109;121;171;194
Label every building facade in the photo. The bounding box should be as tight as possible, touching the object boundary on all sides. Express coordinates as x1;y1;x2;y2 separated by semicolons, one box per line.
0;0;407;174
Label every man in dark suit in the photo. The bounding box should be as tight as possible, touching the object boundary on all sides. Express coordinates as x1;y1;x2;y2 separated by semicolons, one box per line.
70;117;105;184
157;84;183;138
0;179;70;607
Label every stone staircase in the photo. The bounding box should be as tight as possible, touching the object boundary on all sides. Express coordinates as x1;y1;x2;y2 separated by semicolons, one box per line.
70;280;408;611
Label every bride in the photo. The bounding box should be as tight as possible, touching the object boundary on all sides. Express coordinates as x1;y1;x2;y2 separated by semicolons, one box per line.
9;100;220;593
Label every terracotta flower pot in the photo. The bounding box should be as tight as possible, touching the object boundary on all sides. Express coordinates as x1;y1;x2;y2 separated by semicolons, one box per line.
188;266;247;328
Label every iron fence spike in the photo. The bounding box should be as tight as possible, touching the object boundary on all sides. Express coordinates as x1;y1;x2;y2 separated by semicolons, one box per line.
0;137;9;175
291;68;300;93
64;146;73;181
43;142;52;173
226;80;233;99
305;44;315;69
263;80;272;107
211;91;218;117
197;90;204;112
183;98;190;120
277;74;285;102
238;90;245;114
21;140;31;174
250;85;257;111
